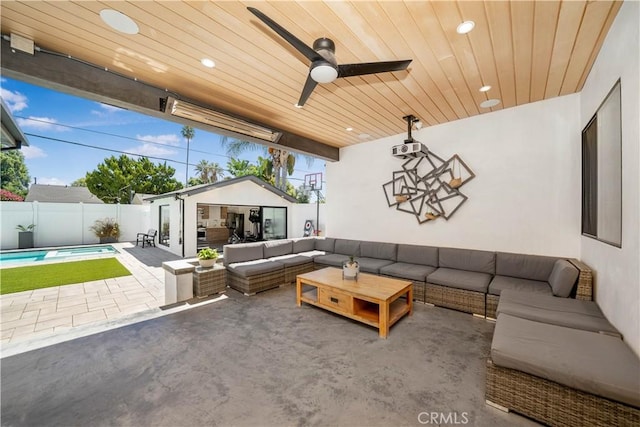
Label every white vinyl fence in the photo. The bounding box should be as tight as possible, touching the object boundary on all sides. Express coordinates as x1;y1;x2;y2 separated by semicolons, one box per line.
0;202;150;250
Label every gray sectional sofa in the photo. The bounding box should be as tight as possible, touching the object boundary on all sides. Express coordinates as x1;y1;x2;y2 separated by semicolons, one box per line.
222;236;639;425
486;290;640;426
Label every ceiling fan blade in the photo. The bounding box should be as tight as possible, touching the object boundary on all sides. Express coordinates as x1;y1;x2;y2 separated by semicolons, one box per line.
337;59;412;78
297;74;318;107
247;7;321;63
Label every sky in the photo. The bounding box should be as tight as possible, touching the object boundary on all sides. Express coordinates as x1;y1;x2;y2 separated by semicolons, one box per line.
1;76;325;190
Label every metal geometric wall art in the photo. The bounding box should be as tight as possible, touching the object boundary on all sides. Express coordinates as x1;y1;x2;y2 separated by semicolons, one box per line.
383;115;475;224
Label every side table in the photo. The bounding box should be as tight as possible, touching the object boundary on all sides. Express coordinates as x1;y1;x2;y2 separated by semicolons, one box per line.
193;264;227;297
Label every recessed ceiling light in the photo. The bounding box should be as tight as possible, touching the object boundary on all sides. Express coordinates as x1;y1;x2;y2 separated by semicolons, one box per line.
480;99;501;108
100;9;139;35
456;20;475;35
358;133;371;140
479;85;492;92
294;103;303;109
201;58;215;68
346;127;353;132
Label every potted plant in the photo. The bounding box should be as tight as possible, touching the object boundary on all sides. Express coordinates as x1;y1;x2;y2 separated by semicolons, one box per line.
197;247;219;268
90;218;120;243
16;224;35;249
343;255;359;280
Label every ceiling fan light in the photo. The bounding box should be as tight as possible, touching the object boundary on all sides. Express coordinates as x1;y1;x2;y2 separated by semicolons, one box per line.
310;64;338;84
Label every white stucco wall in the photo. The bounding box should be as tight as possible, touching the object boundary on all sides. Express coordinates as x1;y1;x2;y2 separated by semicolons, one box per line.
326;93;581;257
579;0;640;356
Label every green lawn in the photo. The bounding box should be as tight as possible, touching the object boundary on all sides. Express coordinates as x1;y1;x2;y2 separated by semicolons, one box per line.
0;258;131;295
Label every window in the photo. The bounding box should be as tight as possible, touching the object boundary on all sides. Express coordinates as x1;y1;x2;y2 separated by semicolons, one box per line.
159;205;170;247
581;80;622;247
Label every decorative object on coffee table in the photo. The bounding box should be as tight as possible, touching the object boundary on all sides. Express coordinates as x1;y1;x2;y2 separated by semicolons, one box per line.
342;255;359;280
197;247;218;268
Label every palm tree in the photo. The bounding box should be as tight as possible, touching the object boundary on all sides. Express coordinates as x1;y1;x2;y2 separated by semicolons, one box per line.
181;125;195;185
221;136;312;191
194;160;225;183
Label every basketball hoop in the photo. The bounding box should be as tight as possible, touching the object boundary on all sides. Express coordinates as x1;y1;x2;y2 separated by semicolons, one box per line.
303;172;323;192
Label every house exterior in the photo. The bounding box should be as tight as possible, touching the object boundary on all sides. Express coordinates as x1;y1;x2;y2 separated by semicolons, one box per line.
145;176;300;258
25;184;104;204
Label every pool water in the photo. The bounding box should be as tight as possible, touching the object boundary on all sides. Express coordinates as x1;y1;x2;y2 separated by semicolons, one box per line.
0;245;118;267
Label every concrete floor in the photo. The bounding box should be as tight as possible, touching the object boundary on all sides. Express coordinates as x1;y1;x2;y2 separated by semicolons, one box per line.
0;242;183;348
1;285;539;426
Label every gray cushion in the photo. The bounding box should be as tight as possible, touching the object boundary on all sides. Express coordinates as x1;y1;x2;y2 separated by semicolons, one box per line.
488;276;552;296
223;242;264;265
360;241;397;261
439;247;495;274
315;238;335;252
427;267;492;293
269;254;313;267
379;263;436;282
314;253;350;268
292;238;315;253
263;240;292;258
396;244;438;267
227;260;283;278
334;239;361;256
492;314;640;408
496;252;558;281
356;257;395;274
496;290;620;336
549;259;580;297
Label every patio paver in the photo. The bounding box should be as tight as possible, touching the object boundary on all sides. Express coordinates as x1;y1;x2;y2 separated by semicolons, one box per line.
0;242;184;350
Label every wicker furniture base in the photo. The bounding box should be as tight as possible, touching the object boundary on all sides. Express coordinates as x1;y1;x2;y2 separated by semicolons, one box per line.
486;294;499;319
193;266;226;297
284;262;315;284
227;269;284;295
486;359;640;426
425;283;485;316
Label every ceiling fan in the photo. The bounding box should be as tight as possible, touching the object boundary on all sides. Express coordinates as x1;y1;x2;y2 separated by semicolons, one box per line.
247;7;412;107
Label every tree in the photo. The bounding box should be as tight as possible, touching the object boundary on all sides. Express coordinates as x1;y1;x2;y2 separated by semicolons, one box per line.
0;150;30;197
294;185;310;203
85;155;183;203
181;125;195;185
194;159;224;184
70;177;86;187
226;157;273;183
221;136;313;191
0;189;24;201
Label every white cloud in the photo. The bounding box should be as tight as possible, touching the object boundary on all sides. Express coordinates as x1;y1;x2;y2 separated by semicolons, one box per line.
36;177;67;186
137;133;181;146
1;88;28;112
21;145;47;159
91;103;123;117
16;116;67;132
127;143;177;157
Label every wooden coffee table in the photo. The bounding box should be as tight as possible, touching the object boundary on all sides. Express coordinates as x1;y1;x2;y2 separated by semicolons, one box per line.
296;267;413;338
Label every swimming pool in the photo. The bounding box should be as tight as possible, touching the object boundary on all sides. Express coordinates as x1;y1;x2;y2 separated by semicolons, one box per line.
0;245;118;267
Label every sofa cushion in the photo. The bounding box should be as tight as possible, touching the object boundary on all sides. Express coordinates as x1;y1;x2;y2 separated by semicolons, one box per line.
356;258;395;274
360;241;397;261
292;238;315;253
396;244;438;267
268;254;313;267
488;276;552;296
263;240;292;258
297;250;326;259
314;253;350;268
227;259;284;278
548;259;580;297
496;290;620;336
496;252;557;281
427;267;492;293
492;314;640;408
223;242;264;265
334;239;361;256
439;247;495;274
315;238;335;253
379;263;436;282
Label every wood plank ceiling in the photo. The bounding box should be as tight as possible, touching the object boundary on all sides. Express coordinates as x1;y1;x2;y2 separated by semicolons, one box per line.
0;0;622;151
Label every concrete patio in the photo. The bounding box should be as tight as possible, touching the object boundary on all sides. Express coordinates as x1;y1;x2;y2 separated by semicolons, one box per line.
0;242;183;353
